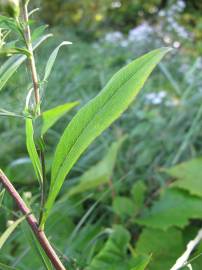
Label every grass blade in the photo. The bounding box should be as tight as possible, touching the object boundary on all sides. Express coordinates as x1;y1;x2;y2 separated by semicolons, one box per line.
0;216;25;249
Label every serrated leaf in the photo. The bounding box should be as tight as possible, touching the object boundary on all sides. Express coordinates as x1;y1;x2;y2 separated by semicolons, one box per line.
136;228;184;270
164;157;202;198
67;137;125;197
43;41;72;82
26;119;42;184
136;188;202;230
85;225;131;270
40;101;79;135
0;34;52;91
0;216;25;249
41;47;171;227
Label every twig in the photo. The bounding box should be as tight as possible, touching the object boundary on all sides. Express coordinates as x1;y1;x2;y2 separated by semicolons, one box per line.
170;228;202;270
0;169;66;270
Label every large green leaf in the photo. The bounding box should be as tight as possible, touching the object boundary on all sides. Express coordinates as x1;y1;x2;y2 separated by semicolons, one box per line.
86;226;150;270
85;225;130;270
40;101;79;135
67;137;125;197
0;216;25;249
0;34;52;91
136;228;184;270
41;47;171;227
163;157;202;198
26;119;42;183
136;188;202;230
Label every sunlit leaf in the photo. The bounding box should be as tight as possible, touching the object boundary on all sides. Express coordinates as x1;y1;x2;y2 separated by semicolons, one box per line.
26;118;42;184
43;41;72;82
41;47;171;227
0;216;25;249
163;157;202;198
40;101;79;135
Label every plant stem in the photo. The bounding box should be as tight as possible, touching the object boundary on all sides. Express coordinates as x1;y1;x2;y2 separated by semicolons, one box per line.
21;1;40;112
0;169;66;270
21;1;46;219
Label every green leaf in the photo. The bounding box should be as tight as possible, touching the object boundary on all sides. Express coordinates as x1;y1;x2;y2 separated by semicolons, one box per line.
32;25;48;42
113;196;135;218
0;189;5;206
22;223;53;270
131;181;147;212
67;137;125;197
40;101;79;135
0;263;19;270
0;34;52;91
136;188;202;230
41;47;171;227
43;41;72;82
26;118;42;183
163;157;202;198
130;255;151;270
85;225;131;270
0;216;25;249
136;228;184;270
0;47;31;57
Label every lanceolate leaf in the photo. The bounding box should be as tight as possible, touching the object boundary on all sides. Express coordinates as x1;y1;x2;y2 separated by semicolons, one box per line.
26;119;42;183
0;216;25;249
41;47;171;227
0;34;52;91
43;41;72;82
40;101;79;135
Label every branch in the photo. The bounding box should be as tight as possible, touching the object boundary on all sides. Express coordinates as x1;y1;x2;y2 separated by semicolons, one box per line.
0;169;66;270
170;228;202;270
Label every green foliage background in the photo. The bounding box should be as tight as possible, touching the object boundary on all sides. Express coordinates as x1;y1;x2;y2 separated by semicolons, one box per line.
1;0;202;269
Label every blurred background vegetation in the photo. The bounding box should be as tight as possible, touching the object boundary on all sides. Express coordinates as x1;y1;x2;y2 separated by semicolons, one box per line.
1;0;202;269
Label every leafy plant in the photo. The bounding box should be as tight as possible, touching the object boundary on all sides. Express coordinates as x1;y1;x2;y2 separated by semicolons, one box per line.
0;0;171;269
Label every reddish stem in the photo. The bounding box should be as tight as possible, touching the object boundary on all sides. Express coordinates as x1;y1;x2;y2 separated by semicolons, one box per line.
0;169;66;270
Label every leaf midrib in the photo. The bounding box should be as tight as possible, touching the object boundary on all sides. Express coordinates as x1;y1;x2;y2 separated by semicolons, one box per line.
51;53;158;192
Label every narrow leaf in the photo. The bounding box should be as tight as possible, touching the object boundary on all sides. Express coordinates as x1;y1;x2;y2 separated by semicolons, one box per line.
41;47;171;226
40;101;79;135
26;118;42;183
0;34;52;91
43;41;72;82
0;263;19;270
0;189;5;206
0;216;25;249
